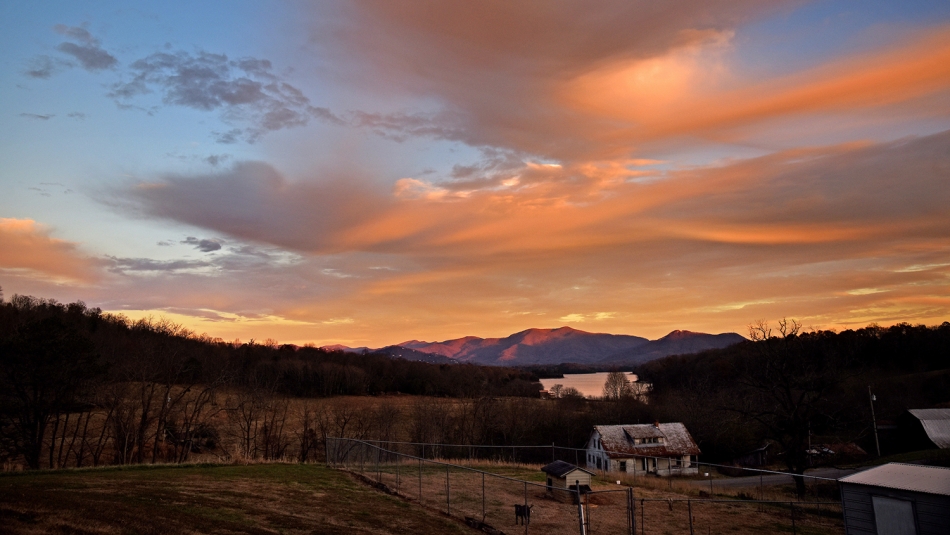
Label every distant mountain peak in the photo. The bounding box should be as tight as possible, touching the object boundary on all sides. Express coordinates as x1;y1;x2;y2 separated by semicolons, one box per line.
660;329;698;340
332;327;744;367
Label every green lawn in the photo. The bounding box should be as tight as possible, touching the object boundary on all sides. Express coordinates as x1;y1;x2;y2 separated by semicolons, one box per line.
0;463;474;535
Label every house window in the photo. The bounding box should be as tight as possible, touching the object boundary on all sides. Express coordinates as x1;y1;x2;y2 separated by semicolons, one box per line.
596;458;602;469
619;461;627;472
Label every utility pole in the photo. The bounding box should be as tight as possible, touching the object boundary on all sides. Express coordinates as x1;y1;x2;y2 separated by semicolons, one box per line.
868;386;881;457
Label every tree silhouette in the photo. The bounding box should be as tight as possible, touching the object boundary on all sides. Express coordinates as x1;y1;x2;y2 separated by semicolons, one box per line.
602;371;631;400
0;316;103;469
729;319;853;498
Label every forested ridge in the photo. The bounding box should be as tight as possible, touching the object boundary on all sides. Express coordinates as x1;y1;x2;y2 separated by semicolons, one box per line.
634;319;950;494
2;291;948;484
0;293;539;470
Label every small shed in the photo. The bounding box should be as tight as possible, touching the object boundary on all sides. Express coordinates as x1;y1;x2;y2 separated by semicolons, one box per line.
541;460;593;502
733;443;772;467
839;463;950;535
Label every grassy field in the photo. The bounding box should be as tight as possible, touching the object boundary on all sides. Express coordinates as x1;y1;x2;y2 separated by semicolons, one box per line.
0;463;474;535
349;457;845;535
0;457;848;535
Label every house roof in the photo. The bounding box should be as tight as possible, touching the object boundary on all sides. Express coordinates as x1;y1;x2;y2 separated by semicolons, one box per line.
592;423;701;458
839;463;950;496
907;408;950;449
541;460;594;478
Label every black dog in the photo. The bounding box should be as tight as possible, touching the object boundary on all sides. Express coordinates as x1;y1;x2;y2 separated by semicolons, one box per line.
514;504;533;525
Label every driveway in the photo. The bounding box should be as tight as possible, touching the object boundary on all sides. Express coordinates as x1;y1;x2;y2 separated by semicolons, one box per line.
690;467;861;488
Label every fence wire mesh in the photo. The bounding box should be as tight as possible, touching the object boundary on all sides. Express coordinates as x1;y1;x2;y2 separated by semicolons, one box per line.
327;438;844;535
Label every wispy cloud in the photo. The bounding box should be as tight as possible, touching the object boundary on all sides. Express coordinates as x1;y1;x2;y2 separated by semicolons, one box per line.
20;113;54;120
559;312;616;323
52;24;117;71
109;50;339;143
27;24;337;144
182;236;223;253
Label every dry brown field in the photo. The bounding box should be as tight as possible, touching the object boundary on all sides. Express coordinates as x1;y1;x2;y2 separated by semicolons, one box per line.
348;458;844;535
0;462;473;535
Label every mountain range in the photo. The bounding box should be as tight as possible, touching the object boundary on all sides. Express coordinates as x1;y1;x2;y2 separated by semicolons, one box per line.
325;327;745;366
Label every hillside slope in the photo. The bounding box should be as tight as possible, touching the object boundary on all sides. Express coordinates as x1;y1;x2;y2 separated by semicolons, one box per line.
600;330;747;365
402;326;650;365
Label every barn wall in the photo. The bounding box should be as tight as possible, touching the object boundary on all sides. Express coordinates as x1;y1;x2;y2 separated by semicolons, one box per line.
841;483;950;535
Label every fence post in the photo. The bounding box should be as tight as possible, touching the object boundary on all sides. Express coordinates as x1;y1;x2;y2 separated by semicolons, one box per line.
584;495;591;534
482;472;486;521
576;480;586;535
396;453;400;492
791;502;796;535
627;487;635;535
419;457;423;502
552;442;556;463
376;446;380;483
446;464;450;515
640;498;645;535
688;499;694;535
524;480;529;535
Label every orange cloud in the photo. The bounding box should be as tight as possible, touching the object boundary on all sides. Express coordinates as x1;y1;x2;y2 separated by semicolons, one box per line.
555;26;950;159
0;218;98;283
104;127;950;345
321;3;950;163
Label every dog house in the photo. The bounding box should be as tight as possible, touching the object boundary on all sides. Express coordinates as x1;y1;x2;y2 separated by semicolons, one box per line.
541;460;593;503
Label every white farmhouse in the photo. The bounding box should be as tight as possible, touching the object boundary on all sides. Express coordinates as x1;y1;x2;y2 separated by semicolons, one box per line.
586;422;700;476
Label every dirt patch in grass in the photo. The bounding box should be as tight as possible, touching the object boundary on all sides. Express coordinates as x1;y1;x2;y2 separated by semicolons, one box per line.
0;464;474;535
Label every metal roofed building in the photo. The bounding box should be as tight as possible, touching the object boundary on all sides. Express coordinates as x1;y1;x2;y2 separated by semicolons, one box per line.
586;423;700;476
901;409;950;450
839;463;950;535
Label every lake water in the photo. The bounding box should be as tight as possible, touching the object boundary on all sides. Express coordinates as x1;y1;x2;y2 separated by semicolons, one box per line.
539;372;639;399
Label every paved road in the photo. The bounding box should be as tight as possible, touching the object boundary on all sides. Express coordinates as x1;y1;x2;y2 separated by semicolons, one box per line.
689;467;861;488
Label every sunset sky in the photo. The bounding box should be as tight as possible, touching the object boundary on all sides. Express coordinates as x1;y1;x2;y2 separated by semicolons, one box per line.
2;1;950;347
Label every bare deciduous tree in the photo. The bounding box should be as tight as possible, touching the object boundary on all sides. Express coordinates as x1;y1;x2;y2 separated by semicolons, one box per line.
602;371;631;400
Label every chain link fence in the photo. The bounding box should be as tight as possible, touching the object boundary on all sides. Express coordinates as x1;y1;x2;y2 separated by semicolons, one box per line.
327;438;844;534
